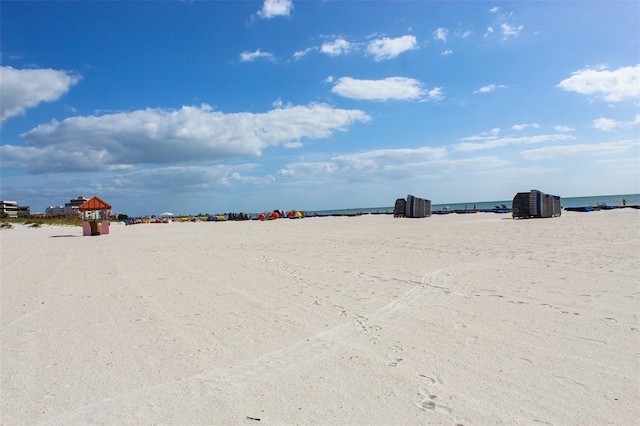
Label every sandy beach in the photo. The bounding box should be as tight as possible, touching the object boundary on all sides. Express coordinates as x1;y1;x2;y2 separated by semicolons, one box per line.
1;209;639;425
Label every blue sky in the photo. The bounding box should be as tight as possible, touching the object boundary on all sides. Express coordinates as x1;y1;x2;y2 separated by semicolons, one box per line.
1;1;638;216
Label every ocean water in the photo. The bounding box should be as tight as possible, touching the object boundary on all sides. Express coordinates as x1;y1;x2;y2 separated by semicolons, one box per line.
305;193;640;216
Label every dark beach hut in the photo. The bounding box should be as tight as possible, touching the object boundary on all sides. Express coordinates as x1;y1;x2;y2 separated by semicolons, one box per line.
394;194;431;218
512;190;561;219
393;198;407;217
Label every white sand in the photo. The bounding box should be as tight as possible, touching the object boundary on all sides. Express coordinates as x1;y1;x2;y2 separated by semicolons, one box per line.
1;210;639;425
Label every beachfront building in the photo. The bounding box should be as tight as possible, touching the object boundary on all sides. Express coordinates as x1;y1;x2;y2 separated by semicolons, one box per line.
17;205;30;217
1;200;18;218
45;196;88;219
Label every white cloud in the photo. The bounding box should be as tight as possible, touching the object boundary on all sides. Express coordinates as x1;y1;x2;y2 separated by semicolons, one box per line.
292;47;316;59
593;117;620;132
557;64;640;102
593;114;640;131
554;125;575;132
320;39;354;56
433;28;449;42
240;49;274;62
0;66;81;125
501;23;523;39
521;139;640;160
278;146;510;181
257;0;293;19
489;6;500;13
331;77;433;102
424;87;444;102
366;35;417;61
1;103;370;174
441;50;453;56
461;128;501;141
455;133;575;151
111;164;274;192
512;123;540;131
473;84;508;94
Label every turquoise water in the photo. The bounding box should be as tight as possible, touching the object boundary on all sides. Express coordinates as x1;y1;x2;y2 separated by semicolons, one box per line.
305;193;640;216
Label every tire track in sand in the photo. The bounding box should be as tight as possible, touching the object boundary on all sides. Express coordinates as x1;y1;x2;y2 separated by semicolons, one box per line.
43;263;476;424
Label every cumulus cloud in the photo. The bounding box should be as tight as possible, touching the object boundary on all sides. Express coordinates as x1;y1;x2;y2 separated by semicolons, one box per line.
240;49;274;62
473;84;508;94
557;64;640;102
0;66;81;125
441;50;453;56
320;38;355;56
366;35;418;61
433;28;449;42
257;0;293;19
455;133;575;151
331;77;438;102
593;114;640;131
1;103;370;174
521;139;640;160
554;125;575;132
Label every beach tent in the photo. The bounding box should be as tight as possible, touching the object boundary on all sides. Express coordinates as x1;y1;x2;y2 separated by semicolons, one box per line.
78;196;112;235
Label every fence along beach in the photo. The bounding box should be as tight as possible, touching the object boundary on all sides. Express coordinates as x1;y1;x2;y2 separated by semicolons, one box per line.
1;205;639;424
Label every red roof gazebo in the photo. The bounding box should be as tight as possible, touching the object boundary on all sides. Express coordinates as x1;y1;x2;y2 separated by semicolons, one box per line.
79;196;112;236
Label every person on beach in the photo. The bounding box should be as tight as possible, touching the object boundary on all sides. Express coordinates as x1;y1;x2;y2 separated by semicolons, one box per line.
623;199;626;206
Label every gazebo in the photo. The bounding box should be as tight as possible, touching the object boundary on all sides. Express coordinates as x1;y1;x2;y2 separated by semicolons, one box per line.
78;196;112;236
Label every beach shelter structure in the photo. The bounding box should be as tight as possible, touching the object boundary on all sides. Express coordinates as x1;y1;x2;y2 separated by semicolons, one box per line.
512;190;561;219
79;196;112;236
394;194;431;218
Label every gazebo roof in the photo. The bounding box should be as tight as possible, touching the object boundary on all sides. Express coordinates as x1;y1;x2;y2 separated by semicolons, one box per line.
78;196;112;211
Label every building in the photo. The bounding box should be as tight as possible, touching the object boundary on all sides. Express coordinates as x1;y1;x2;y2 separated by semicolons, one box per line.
17;205;30;217
67;196;88;208
1;200;18;218
45;196;88;219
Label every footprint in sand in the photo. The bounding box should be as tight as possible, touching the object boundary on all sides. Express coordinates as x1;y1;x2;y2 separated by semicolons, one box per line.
414;373;454;415
464;336;478;346
387;356;403;367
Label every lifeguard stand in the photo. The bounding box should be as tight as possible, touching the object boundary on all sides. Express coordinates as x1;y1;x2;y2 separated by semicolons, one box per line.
78;196;112;236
